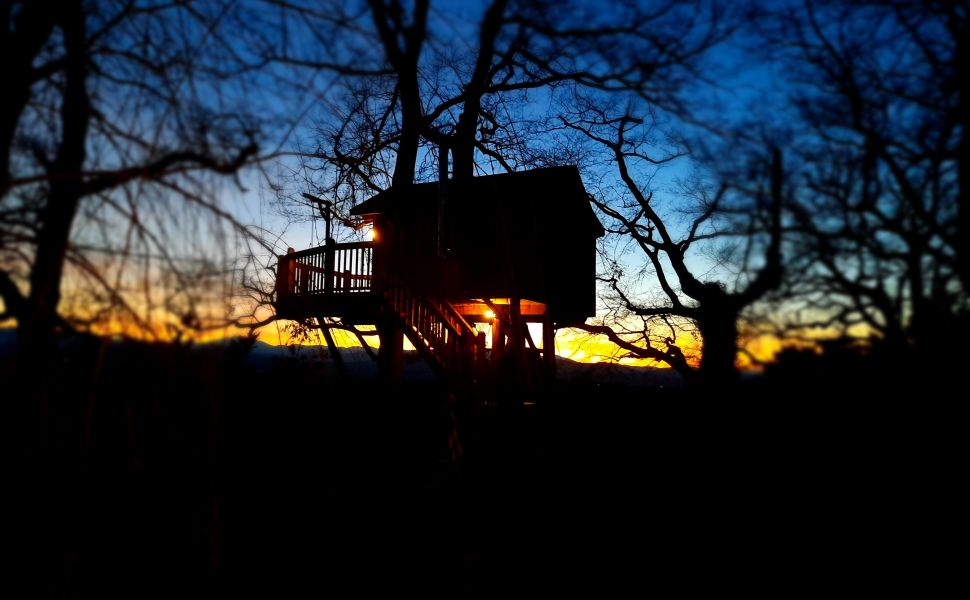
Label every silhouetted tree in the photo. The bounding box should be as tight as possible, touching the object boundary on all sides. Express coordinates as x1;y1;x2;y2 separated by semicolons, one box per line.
277;0;725;210
0;1;281;447
758;1;967;358
566;102;785;387
260;1;729;372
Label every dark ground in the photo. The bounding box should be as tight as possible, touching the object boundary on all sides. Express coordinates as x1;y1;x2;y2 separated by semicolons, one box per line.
3;334;958;596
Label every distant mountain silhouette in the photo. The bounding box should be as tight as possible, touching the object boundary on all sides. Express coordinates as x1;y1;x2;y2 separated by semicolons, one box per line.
242;340;685;386
555;356;685;388
0;330;686;387
240;340;435;379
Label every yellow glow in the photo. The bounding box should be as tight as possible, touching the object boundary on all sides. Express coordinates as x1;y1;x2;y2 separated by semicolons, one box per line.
2;303;829;374
251;321;800;372
555;328;701;369
366;227;377;242
235;321;806;373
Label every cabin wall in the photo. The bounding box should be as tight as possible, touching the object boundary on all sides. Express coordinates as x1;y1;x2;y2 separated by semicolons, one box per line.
383;203;444;292
542;231;598;324
450;189;598;323
361;169;602;324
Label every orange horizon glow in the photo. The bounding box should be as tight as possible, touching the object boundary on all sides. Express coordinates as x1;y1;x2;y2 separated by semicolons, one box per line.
242;320;787;370
0;315;790;370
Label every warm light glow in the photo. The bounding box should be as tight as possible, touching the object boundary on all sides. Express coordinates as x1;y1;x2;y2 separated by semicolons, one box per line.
29;300;808;373
365;227;377;241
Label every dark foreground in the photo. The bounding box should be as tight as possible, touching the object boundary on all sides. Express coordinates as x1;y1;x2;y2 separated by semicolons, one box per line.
4;336;957;596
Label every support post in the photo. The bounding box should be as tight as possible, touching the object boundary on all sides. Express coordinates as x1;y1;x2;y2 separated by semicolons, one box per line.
490;313;504;360
543;311;556;381
324;239;335;295
509;296;522;352
509;296;528;392
373;217;389;291
476;331;486;378
319;319;348;378
286;247;295;280
378;314;404;382
276;248;295;300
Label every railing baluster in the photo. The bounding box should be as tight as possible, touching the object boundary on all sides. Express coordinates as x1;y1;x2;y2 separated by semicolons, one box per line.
279;242;376;295
375;272;485;376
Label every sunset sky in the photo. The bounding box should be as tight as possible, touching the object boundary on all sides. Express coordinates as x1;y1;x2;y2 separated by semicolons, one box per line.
0;26;789;371
0;0;888;371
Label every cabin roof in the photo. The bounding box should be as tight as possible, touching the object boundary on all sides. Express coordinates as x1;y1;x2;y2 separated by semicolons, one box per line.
350;165;605;237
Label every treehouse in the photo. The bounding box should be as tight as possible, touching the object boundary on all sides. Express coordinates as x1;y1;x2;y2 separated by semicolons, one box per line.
274;165;603;383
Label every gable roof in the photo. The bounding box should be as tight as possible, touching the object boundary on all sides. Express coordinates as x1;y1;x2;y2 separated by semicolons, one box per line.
350;165;604;237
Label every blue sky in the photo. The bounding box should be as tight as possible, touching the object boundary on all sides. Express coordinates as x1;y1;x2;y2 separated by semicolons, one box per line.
229;0;799;313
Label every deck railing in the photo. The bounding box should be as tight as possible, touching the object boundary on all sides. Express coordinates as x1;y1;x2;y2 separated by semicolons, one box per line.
276;241;375;299
276;241;488;382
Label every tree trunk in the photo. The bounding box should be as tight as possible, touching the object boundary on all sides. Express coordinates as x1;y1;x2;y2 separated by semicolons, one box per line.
906;241;935;353
450;0;508;183
377;313;403;382
16;0;89;449
696;309;740;389
393;74;421;188
944;6;969;292
0;2;56;191
451;104;479;183
369;0;428;189
0;79;31;190
956;17;970;292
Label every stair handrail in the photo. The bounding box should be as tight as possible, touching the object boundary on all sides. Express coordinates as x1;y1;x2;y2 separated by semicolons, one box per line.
382;275;486;379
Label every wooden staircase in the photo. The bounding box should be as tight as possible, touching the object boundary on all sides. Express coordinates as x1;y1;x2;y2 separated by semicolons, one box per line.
382;281;487;385
277;245;547;461
382;281;490;461
274;241;543;393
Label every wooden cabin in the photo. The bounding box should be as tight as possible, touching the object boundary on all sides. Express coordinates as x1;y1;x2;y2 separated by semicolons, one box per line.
275;165;603;383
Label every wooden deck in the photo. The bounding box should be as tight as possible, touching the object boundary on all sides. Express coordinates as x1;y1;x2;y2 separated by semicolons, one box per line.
274;239;556;380
274;241;380;322
274;240;551;327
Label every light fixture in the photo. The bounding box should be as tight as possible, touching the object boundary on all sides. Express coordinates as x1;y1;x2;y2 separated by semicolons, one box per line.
366;227;377;242
484;309;495;320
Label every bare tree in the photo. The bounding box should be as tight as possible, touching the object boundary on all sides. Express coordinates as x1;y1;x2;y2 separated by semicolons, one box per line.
279;0;725;207
256;0;732;379
564;102;784;387
756;1;967;357
0;1;298;448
